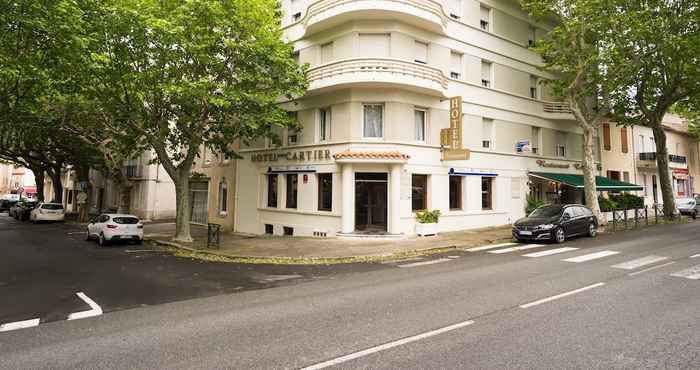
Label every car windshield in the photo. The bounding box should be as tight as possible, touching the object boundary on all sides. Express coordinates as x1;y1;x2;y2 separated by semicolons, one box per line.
41;204;63;210
675;198;695;205
529;205;563;218
113;217;139;224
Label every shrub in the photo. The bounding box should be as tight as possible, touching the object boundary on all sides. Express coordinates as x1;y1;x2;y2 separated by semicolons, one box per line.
416;209;441;224
598;196;618;212
610;193;644;209
525;194;545;215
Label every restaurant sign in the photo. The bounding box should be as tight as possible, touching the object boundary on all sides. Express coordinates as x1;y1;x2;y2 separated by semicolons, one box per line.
250;149;331;163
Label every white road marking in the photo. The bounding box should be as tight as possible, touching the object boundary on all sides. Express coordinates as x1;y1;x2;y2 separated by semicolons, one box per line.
0;318;40;332
628;261;676;276
262;274;302;282
299;320;475;370
465;242;516;252
397;258;453;268
447;255;460;259
522;247;579;258
563;251;620;263
520;282;605;309
488;244;545;254
670;264;700;280
67;292;103;321
612;256;669;270
66;231;87;235
690;253;700;259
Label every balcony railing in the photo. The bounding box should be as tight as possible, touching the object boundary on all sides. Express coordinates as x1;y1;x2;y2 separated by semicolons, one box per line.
670;154;687;164
638;152;687;164
307;57;448;95
303;0;448;31
123;165;141;179
542;101;572;114
639;152;657;161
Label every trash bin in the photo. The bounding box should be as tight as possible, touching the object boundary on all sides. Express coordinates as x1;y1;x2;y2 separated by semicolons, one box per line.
207;223;221;249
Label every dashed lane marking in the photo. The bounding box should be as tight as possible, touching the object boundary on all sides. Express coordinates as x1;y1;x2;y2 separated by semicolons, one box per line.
465;242;516;252
628;261;676;276
690;253;700;259
0;318;40;332
520;282;605;309
670;264;700;280
67;292;103;321
612;256;669;270
488;244;545;254
299;320;475;370
397;258;453;268
522;247;579;258
563;250;620;263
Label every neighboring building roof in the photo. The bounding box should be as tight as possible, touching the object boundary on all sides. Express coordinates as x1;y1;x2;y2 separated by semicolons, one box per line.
333;150;410;162
530;172;643;191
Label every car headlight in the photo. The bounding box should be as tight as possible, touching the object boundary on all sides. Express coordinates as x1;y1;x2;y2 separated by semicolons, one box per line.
536;224;555;231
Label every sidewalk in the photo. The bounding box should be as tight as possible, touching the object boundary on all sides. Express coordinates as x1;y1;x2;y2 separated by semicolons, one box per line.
144;223;514;261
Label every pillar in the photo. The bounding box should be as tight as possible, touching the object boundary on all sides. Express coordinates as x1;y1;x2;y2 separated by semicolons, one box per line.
341;164;354;233
389;164;402;234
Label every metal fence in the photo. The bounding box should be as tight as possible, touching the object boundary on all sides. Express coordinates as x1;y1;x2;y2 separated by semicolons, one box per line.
607;204;670;231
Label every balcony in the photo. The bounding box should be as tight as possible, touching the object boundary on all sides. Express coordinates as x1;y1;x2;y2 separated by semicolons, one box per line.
307;58;448;96
638;152;687;168
542;101;573;114
289;0;448;37
123;165;142;179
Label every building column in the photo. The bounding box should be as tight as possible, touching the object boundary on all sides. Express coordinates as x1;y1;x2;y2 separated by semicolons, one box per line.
389;164;402;234
341;164;354;233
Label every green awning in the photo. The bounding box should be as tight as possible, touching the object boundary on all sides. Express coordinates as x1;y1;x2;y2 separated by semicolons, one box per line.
529;172;643;191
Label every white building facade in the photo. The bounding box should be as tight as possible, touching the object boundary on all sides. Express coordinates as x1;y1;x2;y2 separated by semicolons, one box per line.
234;0;599;237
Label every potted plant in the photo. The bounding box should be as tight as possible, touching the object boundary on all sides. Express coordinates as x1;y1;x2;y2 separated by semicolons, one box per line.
415;209;441;236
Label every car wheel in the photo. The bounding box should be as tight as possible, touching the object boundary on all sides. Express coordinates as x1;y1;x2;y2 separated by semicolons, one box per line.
693;211;697;220
588;223;597;237
554;227;566;244
98;233;108;247
136;238;143;245
85;229;92;241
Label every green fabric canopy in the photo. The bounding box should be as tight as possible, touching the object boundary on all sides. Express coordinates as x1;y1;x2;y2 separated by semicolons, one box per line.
529;172;643;191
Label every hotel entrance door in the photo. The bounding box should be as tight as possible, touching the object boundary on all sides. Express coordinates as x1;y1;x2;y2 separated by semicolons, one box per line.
355;173;388;233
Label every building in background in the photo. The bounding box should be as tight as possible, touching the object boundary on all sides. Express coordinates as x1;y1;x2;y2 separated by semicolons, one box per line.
189;148;237;231
0;164;36;198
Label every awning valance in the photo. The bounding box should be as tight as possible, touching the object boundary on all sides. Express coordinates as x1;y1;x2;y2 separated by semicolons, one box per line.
529;172;643;191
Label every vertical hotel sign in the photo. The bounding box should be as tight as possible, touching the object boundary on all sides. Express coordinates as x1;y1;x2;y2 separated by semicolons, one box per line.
441;96;470;160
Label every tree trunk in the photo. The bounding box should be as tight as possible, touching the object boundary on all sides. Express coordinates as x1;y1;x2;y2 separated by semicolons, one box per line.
173;169;193;243
29;167;45;202
652;125;677;219
112;169;132;214
48;167;63;204
581;125;604;224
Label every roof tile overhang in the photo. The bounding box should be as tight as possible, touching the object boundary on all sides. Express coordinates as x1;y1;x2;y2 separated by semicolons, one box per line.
333;150;410;163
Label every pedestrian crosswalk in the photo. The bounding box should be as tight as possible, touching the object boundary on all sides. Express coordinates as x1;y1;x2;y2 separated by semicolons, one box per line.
563;250;620;263
669;264;700;280
611;256;669;270
522;247;578;258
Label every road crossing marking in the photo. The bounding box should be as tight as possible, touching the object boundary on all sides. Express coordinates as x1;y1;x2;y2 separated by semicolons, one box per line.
488;244;545;254
628;261;676;276
522;247;578;258
0;318;40;332
67;292;103;321
612;256;669;270
670;264;700;280
397;258;453;268
563;250;620;263
465;242;516;252
520;282;605;309
299;320;475;370
690;253;700;259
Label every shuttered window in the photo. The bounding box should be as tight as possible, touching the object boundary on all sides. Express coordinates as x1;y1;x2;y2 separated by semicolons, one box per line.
320;42;333;63
603;123;611;151
620;127;628;153
414;41;428;64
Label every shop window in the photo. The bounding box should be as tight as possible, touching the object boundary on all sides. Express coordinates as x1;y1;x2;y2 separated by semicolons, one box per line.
363;104;383;138
412;174;428;211
286;174;298;209
319;108;331;142
267;174;278;208
218;178;228;214
449;176;462;210
414;109;426;142
283;226;294;236
318;173;332;212
482;177;493;210
265;224;274;235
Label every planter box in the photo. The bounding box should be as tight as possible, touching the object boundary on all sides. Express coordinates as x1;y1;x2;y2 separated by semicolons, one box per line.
415;222;438;236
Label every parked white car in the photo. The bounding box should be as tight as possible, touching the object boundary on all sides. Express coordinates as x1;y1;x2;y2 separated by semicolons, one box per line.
29;203;65;223
675;197;700;219
87;214;144;246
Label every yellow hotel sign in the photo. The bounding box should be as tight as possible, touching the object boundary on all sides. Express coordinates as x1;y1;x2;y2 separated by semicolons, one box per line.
441;96;470;161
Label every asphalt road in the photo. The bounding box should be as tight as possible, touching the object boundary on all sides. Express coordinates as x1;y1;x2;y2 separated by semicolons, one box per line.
1;214;699;369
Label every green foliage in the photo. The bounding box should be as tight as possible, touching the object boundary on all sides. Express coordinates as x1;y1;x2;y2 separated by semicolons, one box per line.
598;194;644;211
525;194;545;215
597;196;618;212
415;209;441;224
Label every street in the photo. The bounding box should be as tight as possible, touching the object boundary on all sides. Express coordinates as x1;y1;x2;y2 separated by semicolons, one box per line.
1;214;699;369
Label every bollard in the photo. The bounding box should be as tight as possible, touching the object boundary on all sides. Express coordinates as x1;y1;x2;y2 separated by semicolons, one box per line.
624;208;628;229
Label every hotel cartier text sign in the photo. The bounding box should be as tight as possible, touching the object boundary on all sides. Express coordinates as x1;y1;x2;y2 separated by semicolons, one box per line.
440;96;470;161
250;149;331;162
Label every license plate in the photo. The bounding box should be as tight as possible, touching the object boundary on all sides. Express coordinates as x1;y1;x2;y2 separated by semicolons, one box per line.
519;230;532;235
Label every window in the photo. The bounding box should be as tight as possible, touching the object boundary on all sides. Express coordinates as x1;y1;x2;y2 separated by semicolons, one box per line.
479;6;491;31
481;61;492;88
414;41;428;64
412;174;428;211
317;173;332;211
529;76;538;99
287;111;298;145
556;131;567;157
267;174;278;208
528;25;537;46
319;108;331;142
639;135;645;152
448;0;462;19
450;51;463;80
607;170;621;181
218;179;228;214
482;118;493;149
414;109;426;141
449;176;462;210
531;126;541;154
642;174;648;196
286;174;298;209
321;42;333;64
265;224;274;235
292;12;301;22
482;177;493;210
359;34;390;58
556;145;566;157
283;226;294;236
623;171;630;183
603;123;611;151
363;104;383;138
621;127;628;153
292;51;300;64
